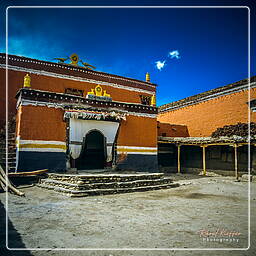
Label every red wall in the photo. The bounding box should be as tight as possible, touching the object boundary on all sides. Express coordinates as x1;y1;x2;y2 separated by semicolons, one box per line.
0;68;154;129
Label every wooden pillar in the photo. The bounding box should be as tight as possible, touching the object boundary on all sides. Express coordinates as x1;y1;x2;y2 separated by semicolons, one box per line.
234;144;238;180
202;145;207;175
177;145;181;173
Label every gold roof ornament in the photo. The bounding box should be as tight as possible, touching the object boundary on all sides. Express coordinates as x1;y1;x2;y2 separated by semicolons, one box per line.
53;53;96;70
53;57;69;63
95;85;103;97
23;74;31;88
151;94;156;106
80;60;96;70
86;85;112;100
70;53;79;65
146;72;150;82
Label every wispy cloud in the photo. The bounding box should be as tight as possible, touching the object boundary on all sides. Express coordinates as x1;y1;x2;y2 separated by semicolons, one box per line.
155;60;166;71
155;49;181;71
168;50;180;59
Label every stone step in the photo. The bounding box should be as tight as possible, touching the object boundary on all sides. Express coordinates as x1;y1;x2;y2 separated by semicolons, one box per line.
37;182;180;197
47;173;165;184
40;177;174;190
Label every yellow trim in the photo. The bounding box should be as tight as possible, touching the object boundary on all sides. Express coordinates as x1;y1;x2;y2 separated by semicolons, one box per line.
19;144;67;150
117;148;157;153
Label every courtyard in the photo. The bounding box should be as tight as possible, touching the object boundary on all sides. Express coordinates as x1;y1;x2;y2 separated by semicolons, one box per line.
0;173;255;256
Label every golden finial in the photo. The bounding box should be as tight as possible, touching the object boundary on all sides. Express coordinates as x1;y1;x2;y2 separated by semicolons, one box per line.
70;53;79;65
23;74;31;88
95;85;103;97
151;94;156;106
146;72;150;82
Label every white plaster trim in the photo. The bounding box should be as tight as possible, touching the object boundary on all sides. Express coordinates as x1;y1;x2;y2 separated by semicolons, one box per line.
19;148;66;153
19;140;66;145
117;146;157;155
1;64;155;94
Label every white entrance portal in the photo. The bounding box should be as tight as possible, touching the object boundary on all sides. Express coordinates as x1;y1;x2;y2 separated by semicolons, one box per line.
69;119;120;167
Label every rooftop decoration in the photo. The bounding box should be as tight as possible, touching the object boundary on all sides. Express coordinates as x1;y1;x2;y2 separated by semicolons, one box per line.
151;94;156;106
146;72;150;82
23;74;31;88
54;53;96;70
86;85;112;102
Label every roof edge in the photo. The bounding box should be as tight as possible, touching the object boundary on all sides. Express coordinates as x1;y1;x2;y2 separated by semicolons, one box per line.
159;76;256;112
0;53;157;87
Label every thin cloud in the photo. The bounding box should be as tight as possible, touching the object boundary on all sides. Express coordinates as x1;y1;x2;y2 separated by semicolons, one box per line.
169;50;180;59
155;60;166;71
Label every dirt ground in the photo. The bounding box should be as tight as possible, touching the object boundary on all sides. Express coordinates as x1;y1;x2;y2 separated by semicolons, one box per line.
0;173;255;256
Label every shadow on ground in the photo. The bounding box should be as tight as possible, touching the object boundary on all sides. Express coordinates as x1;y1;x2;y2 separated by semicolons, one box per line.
0;198;33;256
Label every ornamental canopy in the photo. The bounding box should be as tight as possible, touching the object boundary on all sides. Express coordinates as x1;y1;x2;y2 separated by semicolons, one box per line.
64;110;126;121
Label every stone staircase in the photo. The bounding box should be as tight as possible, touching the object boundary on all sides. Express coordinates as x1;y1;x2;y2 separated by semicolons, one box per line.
38;173;179;197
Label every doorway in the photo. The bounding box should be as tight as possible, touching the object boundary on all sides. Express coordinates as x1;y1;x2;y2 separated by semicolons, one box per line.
76;130;106;170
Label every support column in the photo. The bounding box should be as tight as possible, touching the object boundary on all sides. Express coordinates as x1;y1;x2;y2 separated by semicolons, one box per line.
177;144;181;173
234;144;238;180
201;145;207;175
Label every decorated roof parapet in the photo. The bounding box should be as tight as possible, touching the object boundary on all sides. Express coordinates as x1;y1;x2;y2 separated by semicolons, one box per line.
16;88;158;115
0;54;156;92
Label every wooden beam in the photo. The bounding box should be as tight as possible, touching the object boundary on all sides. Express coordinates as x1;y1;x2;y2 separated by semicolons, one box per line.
158;141;249;147
234;144;238;180
177;145;181;173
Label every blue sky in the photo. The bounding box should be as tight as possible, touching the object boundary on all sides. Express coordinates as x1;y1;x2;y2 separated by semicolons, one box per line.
0;1;255;106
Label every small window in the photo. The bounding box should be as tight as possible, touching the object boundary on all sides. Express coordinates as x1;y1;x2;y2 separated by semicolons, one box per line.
65;88;84;97
140;95;151;105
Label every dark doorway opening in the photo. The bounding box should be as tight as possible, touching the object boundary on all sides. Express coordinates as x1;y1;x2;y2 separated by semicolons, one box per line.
76;130;106;170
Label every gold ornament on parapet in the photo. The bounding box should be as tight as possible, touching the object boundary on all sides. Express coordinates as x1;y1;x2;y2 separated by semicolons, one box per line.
53;53;96;70
23;74;31;88
86;85;112;101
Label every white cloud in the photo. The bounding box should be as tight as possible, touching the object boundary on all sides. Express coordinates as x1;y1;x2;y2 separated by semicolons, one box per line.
155;60;166;71
168;50;180;59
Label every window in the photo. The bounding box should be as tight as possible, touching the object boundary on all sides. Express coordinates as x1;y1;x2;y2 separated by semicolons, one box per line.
65;88;84;97
140;95;151;105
